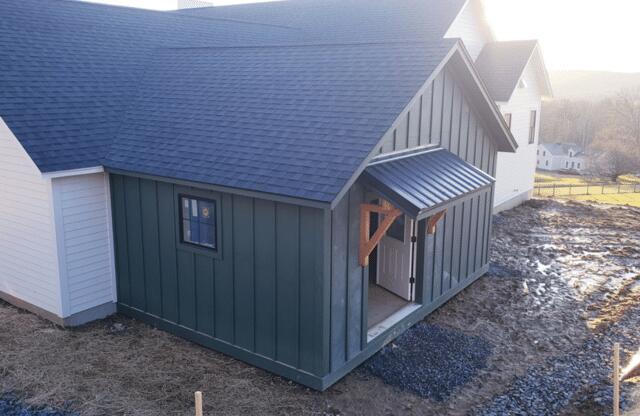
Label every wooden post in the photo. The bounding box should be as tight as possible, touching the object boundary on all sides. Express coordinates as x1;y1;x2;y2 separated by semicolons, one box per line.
553;184;556;197
195;391;203;416
614;343;620;416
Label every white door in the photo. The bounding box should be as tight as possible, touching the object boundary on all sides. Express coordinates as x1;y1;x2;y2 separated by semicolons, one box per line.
377;214;415;301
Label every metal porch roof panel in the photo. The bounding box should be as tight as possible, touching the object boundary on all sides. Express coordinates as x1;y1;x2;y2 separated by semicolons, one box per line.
363;149;495;217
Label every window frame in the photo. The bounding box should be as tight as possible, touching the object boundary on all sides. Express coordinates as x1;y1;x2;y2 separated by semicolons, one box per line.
529;110;537;144
174;186;223;259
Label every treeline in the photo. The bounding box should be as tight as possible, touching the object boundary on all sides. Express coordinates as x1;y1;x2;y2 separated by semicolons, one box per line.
540;88;640;180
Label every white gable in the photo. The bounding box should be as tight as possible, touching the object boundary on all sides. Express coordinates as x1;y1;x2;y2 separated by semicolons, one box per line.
445;0;494;60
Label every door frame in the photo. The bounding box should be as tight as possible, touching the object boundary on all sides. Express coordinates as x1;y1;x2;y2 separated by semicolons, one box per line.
362;193;424;344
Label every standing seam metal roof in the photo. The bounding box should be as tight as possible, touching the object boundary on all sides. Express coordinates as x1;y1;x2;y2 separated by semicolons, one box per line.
363;149;495;217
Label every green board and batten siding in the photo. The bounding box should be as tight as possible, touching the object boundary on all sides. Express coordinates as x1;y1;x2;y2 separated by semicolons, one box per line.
110;175;329;386
324;64;497;381
109;60;500;390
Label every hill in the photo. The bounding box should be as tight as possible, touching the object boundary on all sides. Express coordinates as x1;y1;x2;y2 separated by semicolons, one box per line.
550;70;640;101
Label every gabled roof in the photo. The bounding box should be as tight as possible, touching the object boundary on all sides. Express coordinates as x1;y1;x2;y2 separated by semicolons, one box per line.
105;40;458;203
541;143;586;157
475;40;553;102
1;0;515;205
176;0;467;43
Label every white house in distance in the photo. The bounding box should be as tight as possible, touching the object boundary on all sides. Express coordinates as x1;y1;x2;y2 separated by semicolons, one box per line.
475;41;553;212
537;143;589;173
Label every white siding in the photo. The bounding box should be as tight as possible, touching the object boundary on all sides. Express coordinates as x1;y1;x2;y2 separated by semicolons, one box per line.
494;59;542;208
52;173;116;316
0;118;62;315
445;0;493;60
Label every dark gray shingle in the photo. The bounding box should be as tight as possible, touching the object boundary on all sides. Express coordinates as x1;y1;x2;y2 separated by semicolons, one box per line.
474;40;538;102
105;40;457;202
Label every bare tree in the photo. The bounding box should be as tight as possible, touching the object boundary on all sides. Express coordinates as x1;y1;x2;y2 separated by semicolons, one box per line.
591;129;640;181
610;88;640;145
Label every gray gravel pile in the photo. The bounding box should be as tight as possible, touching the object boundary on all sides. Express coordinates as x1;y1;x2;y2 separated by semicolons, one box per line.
0;393;76;416
363;323;492;401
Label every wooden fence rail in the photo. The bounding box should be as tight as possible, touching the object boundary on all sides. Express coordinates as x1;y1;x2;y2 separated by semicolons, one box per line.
534;182;640;198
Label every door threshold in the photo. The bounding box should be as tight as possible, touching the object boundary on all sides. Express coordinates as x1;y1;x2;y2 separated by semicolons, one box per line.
367;303;421;342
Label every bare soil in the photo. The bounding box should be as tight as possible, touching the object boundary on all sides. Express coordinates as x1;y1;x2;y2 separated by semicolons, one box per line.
1;199;639;415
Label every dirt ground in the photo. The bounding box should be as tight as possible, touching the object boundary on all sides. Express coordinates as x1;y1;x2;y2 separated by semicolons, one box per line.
1;198;639;415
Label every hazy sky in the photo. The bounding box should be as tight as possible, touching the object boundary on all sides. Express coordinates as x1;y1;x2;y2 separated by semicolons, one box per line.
84;0;640;73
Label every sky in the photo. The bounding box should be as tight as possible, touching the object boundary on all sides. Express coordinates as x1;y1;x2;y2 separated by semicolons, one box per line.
83;0;640;73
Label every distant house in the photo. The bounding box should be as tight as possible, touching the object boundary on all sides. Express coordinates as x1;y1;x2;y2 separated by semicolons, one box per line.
1;0;522;390
537;143;589;173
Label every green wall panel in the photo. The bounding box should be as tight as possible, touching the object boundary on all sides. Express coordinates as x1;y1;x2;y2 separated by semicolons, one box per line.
110;175;327;378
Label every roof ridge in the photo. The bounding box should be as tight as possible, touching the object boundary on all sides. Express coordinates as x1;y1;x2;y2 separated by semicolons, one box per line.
154;38;457;52
53;0;303;32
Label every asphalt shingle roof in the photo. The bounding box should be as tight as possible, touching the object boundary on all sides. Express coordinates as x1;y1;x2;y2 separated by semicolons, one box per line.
0;0;300;172
474;40;538;102
1;0;512;204
177;0;467;43
106;40;458;202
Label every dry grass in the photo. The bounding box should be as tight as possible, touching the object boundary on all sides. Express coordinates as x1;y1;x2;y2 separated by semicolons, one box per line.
0;303;323;416
566;193;640;208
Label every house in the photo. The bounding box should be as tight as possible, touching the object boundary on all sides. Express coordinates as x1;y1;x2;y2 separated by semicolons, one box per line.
0;0;517;390
475;41;553;212
537;143;589;173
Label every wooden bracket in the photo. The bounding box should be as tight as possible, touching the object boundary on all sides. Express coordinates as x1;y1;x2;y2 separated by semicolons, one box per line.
359;200;402;267
427;210;446;235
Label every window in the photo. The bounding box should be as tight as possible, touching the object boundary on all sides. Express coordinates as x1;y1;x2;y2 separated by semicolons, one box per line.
504;113;512;130
180;195;217;250
537;149;540;156
571;162;575;169
566;161;569;168
543;150;546;156
529;110;537;144
577;163;581;169
569;151;573;157
545;160;549;166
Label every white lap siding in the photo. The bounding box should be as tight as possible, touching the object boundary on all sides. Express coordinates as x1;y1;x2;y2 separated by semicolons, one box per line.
52;173;116;316
0;118;62;315
494;61;542;209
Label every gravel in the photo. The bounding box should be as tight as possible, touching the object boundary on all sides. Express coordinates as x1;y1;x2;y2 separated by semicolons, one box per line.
471;199;640;416
0;393;75;416
363;323;492;401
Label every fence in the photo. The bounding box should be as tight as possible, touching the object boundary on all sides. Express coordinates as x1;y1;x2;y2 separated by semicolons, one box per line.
534;182;640;198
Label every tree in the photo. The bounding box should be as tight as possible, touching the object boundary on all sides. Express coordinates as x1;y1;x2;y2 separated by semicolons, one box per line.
610;88;640;145
590;129;640;182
